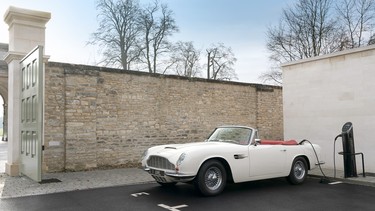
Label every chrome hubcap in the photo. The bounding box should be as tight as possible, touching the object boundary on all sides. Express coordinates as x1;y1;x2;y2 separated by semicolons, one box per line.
294;161;305;180
204;166;222;190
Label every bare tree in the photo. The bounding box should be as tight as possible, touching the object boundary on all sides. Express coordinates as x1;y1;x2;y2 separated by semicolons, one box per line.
336;0;375;48
170;41;201;77
206;43;237;81
138;1;179;74
89;0;141;70
263;0;375;84
267;0;340;63
369;34;375;44
259;68;283;85
263;0;350;84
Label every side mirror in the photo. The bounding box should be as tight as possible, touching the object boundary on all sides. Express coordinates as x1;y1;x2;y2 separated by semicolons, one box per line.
254;139;261;146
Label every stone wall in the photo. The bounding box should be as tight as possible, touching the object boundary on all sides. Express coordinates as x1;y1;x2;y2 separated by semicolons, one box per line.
44;62;283;172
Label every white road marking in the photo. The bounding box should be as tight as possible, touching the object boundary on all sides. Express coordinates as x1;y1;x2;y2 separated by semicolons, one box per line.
329;181;343;185
158;204;188;211
131;192;150;197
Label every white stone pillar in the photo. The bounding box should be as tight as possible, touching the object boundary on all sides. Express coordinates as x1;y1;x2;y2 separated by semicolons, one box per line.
3;6;50;176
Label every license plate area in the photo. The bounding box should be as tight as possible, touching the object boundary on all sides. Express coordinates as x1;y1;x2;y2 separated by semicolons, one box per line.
150;169;165;176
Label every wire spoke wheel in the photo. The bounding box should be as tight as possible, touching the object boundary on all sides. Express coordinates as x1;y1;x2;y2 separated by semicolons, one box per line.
293;160;306;180
195;160;227;196
204;166;223;191
287;157;307;185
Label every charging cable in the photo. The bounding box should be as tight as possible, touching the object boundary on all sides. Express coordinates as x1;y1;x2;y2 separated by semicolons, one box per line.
299;139;330;183
333;134;342;178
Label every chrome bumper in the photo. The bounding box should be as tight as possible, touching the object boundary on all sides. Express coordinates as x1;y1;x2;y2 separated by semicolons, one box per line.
144;167;195;182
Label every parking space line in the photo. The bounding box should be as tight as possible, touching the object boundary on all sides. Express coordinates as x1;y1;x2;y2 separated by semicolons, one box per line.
329;181;343;185
158;204;188;211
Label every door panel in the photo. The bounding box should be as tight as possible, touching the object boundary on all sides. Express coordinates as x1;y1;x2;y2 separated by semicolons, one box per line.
20;46;44;182
249;145;286;178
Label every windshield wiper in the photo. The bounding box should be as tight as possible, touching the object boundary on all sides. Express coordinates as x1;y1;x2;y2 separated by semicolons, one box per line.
222;140;239;144
208;139;221;142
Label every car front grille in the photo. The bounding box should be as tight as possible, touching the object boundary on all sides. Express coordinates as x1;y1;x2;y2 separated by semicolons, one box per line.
147;156;175;170
152;175;167;183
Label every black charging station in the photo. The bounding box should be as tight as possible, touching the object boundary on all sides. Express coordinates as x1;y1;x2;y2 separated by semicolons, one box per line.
335;122;365;178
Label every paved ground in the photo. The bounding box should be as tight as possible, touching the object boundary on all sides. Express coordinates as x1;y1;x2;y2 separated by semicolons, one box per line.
0;138;374;199
0;168;155;198
0;166;375;199
1;177;375;211
0;139;6;173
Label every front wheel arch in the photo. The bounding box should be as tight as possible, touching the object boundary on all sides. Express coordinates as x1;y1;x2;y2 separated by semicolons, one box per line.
194;159;229;196
197;158;233;183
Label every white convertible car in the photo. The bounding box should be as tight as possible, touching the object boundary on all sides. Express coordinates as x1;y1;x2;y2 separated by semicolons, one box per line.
141;126;323;196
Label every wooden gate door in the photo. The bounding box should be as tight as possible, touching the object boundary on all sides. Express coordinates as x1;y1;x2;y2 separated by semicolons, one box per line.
20;46;44;182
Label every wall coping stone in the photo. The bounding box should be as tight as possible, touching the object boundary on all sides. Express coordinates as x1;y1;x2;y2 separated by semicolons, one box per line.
282;44;375;68
47;61;282;90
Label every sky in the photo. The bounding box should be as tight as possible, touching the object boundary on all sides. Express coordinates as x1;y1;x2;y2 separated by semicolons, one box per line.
0;0;293;84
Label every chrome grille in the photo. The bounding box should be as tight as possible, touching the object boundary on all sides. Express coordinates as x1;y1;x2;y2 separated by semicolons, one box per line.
147;156;175;170
152;175;167;183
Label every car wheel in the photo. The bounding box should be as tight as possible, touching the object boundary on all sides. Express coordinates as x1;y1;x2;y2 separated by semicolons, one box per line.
287;157;307;185
195;160;227;196
157;181;177;187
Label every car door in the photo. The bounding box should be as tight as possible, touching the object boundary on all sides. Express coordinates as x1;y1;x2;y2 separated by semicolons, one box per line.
248;144;287;179
224;145;251;183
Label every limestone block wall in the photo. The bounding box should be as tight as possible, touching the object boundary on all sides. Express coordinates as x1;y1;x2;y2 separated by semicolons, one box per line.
44;62;283;172
256;87;283;140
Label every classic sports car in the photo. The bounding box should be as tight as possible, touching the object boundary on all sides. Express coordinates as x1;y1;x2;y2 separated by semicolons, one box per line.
141;126;323;196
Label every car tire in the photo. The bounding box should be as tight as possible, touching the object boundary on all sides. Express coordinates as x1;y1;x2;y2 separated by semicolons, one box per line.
194;160;227;196
287;157;308;185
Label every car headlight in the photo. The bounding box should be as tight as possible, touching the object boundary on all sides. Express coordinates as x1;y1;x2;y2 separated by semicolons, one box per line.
176;153;186;167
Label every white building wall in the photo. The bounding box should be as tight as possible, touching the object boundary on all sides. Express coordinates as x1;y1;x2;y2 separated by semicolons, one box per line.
282;45;375;173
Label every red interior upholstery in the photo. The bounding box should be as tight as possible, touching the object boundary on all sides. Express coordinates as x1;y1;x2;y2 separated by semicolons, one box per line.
282;140;299;145
260;140;298;145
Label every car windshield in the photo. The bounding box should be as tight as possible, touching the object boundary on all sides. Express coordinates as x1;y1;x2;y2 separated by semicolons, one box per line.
207;127;252;145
